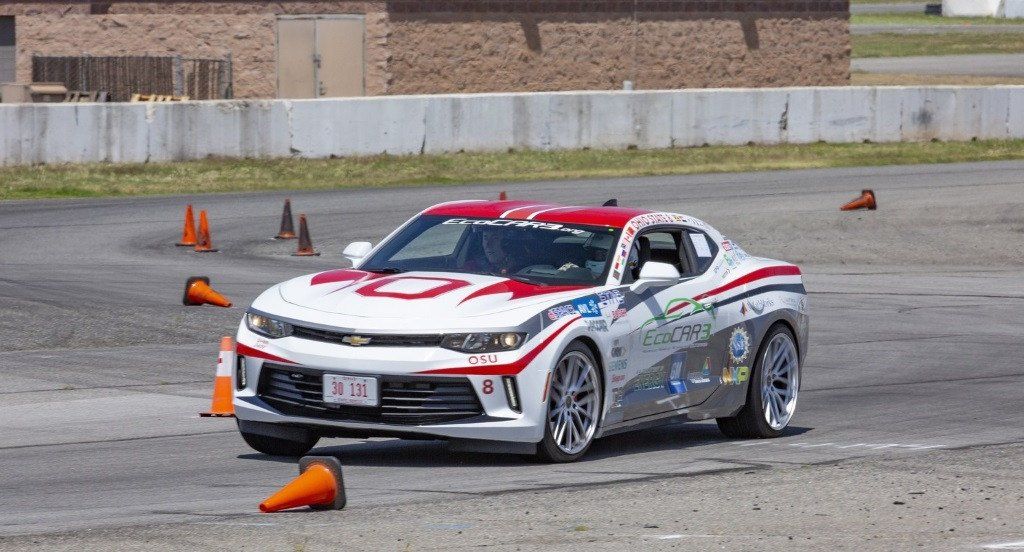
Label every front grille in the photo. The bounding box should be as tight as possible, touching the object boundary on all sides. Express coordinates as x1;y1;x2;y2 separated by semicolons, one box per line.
291;325;443;348
257;363;484;425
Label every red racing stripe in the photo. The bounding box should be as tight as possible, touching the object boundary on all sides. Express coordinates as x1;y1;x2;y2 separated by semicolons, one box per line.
236;342;296;364
667;265;802;316
418;316;580;376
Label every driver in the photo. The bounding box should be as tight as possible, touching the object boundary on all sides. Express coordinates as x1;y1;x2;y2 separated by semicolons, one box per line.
467;227;521;275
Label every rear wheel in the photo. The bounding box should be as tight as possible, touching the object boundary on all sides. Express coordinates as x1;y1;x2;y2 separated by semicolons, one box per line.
717;324;800;439
536;342;602;463
238;423;320;457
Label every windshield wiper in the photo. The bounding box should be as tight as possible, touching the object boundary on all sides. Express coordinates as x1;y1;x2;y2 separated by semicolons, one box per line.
365;267;403;274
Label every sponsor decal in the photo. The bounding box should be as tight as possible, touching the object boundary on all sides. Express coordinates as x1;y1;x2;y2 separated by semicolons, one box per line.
611;373;626;384
547;304;577;321
597;289;624;303
630;368;665;392
467;354;499;365
687;357;713;384
782;296;808;313
442;217;585;235
643;323;711;348
729;327;751;364
573;295;602;318
254;338;269;349
721;365;750;385
667;351;687;394
721;240;733;251
608;358;628;372
612;308;628;319
586;319;609;332
610;346;626;358
746;298;773;315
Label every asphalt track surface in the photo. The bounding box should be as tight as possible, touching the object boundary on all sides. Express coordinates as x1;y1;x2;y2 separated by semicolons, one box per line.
853;53;1024;77
1;161;1023;550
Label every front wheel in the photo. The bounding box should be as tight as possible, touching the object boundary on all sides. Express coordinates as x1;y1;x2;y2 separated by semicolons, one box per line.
717;324;800;439
535;342;603;463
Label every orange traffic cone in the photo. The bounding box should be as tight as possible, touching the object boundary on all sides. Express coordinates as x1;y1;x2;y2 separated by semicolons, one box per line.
260;456;346;513
292;214;320;256
183;276;233;308
275;199;296;240
200;336;236;417
194;210;218;252
840;189;877;211
176;204;198;246
499;191;507;200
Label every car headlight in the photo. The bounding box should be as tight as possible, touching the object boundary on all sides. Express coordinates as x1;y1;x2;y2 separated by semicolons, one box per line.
246;312;293;339
441;332;527;353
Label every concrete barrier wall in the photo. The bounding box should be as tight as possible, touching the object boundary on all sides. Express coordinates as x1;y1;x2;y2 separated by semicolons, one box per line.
2;86;1024;166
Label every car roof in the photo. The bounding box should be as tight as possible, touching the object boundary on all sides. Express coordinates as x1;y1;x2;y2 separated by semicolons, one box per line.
422;200;655;228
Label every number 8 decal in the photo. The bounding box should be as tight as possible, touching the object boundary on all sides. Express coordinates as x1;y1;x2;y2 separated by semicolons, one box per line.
482;379;494;395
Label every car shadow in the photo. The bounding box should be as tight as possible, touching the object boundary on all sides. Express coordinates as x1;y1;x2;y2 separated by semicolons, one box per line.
236;422;812;467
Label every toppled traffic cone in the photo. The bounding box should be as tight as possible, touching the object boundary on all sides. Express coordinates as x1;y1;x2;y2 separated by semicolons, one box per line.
200;336;235;417
275;199;296;240
292;214;320;256
499;191;507;200
840;189;877;211
183;276;233;308
194;210;218;252
260;456;346;513
176;204;198;246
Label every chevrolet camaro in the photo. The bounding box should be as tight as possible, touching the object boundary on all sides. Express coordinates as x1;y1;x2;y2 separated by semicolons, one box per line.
232;200;808;462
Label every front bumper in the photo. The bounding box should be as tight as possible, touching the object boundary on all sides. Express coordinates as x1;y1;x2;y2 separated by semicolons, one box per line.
232;324;552;444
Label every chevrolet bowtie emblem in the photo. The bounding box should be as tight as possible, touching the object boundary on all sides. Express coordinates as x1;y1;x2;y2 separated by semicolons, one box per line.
342;335;372;346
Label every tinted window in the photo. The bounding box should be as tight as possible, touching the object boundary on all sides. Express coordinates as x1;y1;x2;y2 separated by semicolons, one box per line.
362;215;622;286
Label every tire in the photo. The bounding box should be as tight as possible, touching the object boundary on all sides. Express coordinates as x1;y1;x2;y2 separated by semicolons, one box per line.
536;341;603;463
717;323;800;439
238;424;320;457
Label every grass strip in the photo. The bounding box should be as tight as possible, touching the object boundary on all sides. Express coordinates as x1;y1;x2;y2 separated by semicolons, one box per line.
853;32;1024;57
4;140;1024;201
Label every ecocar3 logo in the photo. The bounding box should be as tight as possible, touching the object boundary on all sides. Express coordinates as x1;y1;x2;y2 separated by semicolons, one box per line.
643;323;711;347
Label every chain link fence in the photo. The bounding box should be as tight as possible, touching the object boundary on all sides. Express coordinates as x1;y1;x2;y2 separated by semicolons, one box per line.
31;55;232;102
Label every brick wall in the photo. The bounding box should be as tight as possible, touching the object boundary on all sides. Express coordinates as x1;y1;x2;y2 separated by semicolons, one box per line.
386;0;850;94
2;1;849;98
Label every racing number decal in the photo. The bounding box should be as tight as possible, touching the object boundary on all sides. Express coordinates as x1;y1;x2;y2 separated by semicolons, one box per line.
482;380;494;395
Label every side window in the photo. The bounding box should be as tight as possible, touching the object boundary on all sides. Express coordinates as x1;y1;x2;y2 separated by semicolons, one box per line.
684;230;718;275
620;228;691;283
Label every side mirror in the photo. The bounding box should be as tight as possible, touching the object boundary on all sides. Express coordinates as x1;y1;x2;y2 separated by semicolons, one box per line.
343;241;373;264
629;261;680;294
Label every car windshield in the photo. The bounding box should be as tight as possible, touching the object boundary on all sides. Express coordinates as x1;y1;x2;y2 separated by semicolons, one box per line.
360;215;622;286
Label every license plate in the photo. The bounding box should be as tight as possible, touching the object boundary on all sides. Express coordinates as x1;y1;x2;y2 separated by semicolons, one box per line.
322;374;379;407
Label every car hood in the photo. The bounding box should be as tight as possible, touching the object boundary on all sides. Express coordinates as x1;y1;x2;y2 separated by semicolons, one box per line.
277;269;589;321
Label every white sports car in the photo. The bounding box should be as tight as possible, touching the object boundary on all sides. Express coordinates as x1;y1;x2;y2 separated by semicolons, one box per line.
233;200;808;462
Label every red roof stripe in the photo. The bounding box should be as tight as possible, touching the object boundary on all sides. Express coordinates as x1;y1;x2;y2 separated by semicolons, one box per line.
423;201;651;228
